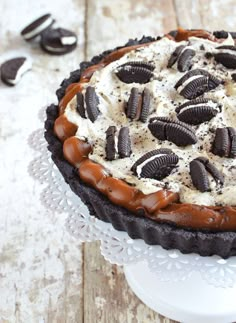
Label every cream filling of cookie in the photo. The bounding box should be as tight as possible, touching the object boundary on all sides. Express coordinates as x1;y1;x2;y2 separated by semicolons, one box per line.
177;75;205;93
136;154;166;178
65;35;236;207
61;36;77;45
7;59;32;85
215;48;236;55
179;100;219;114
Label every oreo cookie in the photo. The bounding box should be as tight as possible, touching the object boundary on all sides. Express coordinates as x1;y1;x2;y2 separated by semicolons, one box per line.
116;61;154;84
175;69;222;99
190;157;224;192
85;86;100;122
105;126;131;160
231;73;236;82
76;92;86;118
0;57;31;86
105;126;117;161
118;127;132;158
228;127;236;158
131;148;179;180
196;157;224;185
212;45;236;69
148;117;197;146
21;13;54;41
126;87;151;122
168;45;195;72
76;87;100;122
40;28;77;55
190;159;210;192
212;127;236;158
213;30;236;39
168;45;185;68
176;98;220;125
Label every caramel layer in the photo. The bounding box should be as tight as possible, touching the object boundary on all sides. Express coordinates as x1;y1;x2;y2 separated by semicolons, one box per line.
53;29;236;231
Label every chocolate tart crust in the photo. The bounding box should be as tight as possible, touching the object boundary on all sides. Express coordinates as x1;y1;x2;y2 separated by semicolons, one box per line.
45;33;236;258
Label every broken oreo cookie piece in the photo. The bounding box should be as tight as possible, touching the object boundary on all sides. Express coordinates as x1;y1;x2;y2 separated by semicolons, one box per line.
40;28;77;55
148;117;197;146
76;87;100;122
190;157;224;192
168;45;195;72
105;126;131;160
0;57;31;86
21;13;54;41
116;61;154;84
175;69;222;99
212;127;236;158
126;87;151;122
176;98;220;125
131;148;179;180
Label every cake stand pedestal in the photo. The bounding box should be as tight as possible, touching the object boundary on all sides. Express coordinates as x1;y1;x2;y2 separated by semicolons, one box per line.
124;261;236;323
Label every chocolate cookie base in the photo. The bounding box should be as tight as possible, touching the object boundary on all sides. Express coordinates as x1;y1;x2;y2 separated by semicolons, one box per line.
45;33;236;258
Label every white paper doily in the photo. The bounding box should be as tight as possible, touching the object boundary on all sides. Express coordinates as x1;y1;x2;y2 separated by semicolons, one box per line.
28;111;236;289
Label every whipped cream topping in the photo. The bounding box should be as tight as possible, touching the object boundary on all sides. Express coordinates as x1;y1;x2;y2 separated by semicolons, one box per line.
65;35;236;207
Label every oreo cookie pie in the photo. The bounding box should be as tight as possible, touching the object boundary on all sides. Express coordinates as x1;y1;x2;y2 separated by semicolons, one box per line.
45;29;236;258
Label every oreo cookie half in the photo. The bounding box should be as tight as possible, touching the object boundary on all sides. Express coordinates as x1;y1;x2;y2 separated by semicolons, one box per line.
131;148;179;180
40;28;77;55
21;13;54;41
105;126;117;161
148;117;197;146
175;69;222;99
213;30;236;39
213;45;236;69
118;127;132;158
126;87;151;122
85;86;100;122
76;87;100;122
168;45;195;72
176;98;221;125
116;61;154;84
0;57;31;86
76;92;86;118
212;127;236;158
190;157;224;192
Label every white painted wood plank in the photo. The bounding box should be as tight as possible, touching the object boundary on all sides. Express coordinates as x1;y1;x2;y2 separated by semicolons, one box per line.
174;0;236;31
86;0;177;58
0;0;85;321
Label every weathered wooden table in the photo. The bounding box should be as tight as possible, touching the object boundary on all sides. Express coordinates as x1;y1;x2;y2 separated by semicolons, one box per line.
0;0;235;322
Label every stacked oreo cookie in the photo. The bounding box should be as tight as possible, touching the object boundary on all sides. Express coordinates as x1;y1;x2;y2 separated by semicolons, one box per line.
21;13;78;55
1;13;78;86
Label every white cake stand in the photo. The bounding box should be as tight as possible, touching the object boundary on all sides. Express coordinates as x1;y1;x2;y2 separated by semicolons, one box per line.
28;124;236;323
124;261;236;323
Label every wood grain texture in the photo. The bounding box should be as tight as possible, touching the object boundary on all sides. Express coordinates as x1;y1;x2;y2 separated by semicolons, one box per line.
174;0;236;31
84;242;177;323
84;1;178;322
0;0;85;322
85;0;177;58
